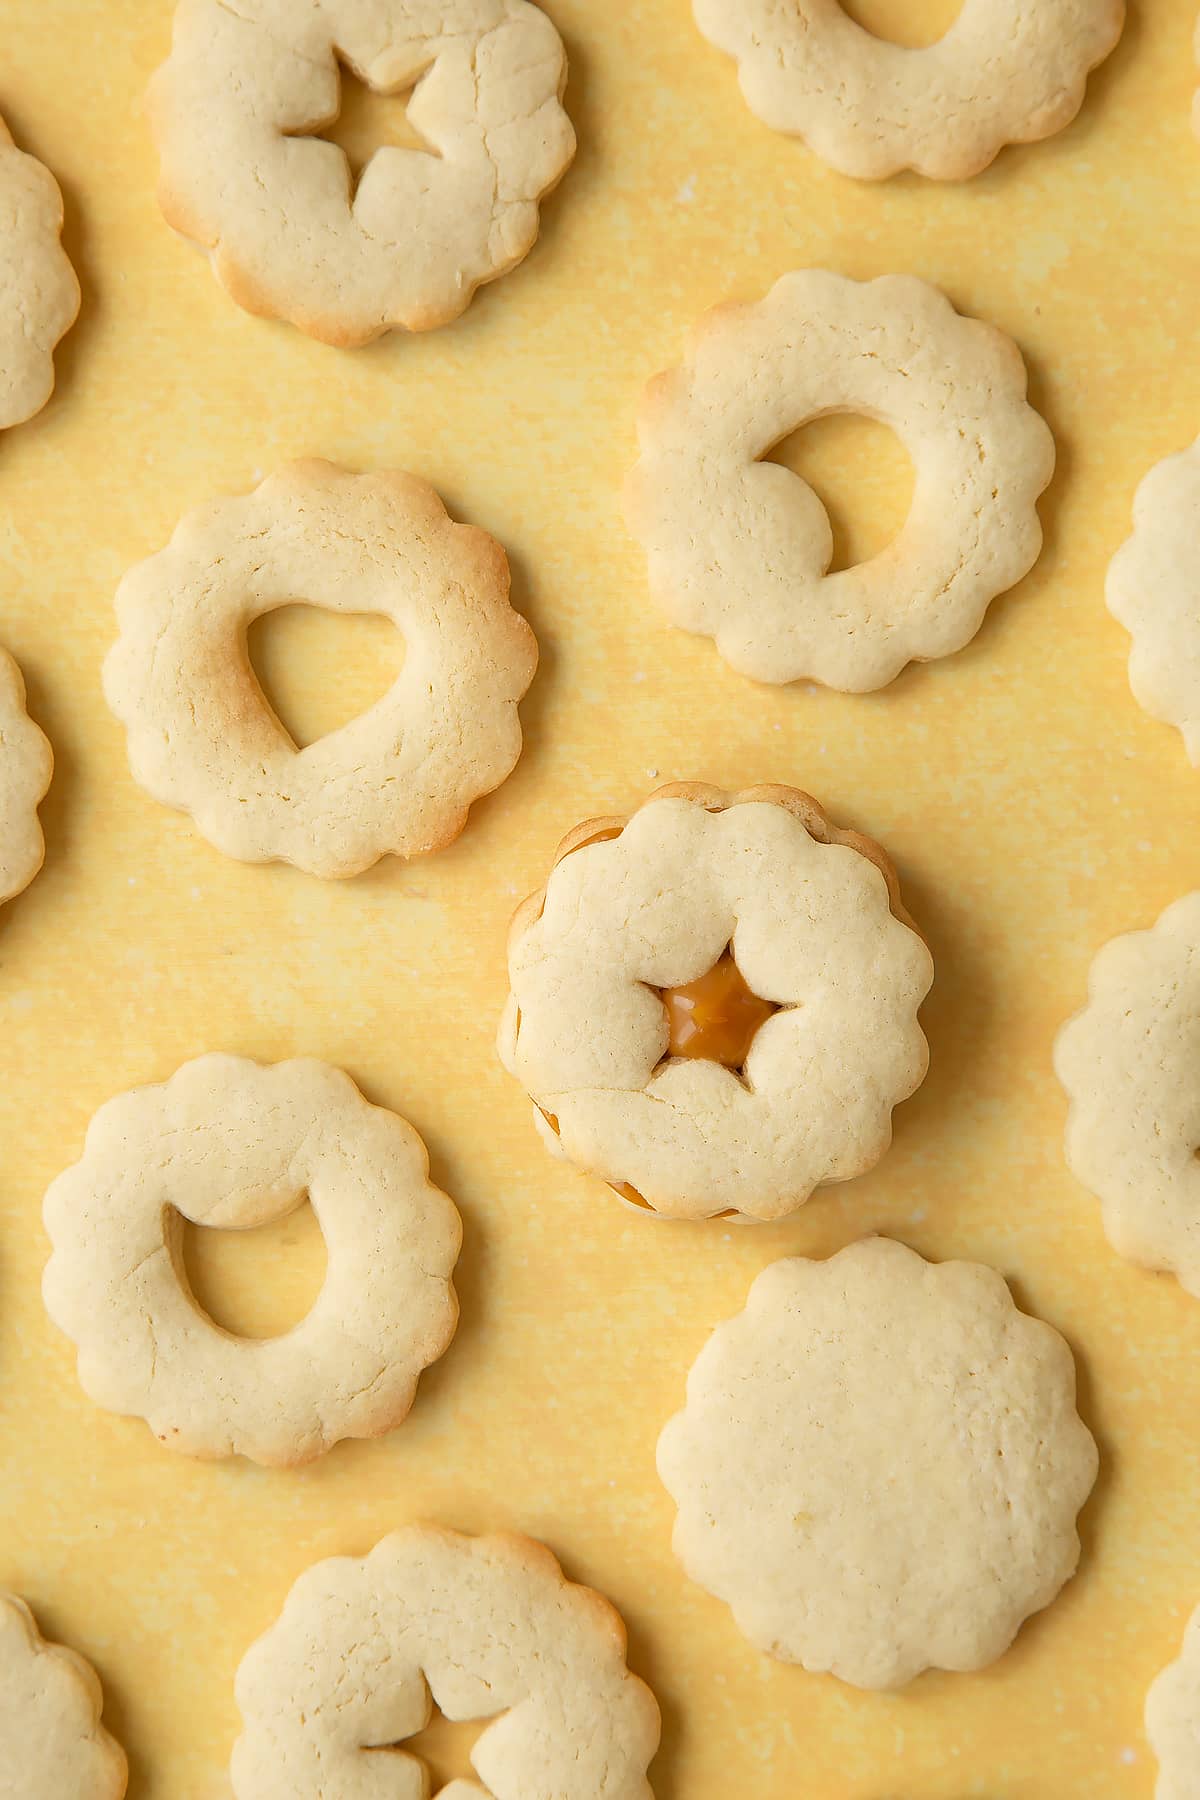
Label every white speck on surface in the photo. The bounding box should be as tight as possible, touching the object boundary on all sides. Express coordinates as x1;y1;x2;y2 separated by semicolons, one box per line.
127;876;137;886
647;767;658;779
1137;840;1152;852
675;174;697;204
632;670;647;684
1120;1747;1137;1765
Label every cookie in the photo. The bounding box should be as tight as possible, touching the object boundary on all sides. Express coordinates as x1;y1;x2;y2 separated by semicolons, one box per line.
1147;1601;1200;1800
498;783;932;1222
0;648;51;905
231;1526;660;1798
692;1;1124;181
103;461;537;879
149;0;575;346
657;1237;1098;1690
42;1054;461;1466
625;271;1054;691
0;116;79;428
0;1592;126;1799
1055;894;1200;1298
1106;436;1200;763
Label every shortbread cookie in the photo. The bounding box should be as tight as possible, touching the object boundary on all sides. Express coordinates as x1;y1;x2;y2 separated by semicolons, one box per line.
1107;436;1200;762
693;1;1123;181
0;649;51;905
0;116;79;427
232;1526;660;1798
43;1054;461;1466
498;784;932;1222
625;271;1054;691
0;1593;127;1799
1147;1601;1200;1800
149;0;575;346
1055;895;1200;1298
103;461;536;878
657;1237;1098;1690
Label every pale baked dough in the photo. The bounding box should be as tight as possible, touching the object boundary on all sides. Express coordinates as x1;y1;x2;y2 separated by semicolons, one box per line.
1107;436;1200;763
625;271;1054;691
0;648;51;905
0;115;79;427
150;0;576;346
42;1054;461;1466
1147;1600;1200;1800
693;0;1124;180
499;784;932;1222
657;1238;1099;1690
1055;894;1200;1298
232;1526;660;1798
103;460;537;879
0;1593;126;1799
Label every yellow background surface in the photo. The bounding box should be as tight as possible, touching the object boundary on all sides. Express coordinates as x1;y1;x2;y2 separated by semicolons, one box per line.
1;0;1197;1793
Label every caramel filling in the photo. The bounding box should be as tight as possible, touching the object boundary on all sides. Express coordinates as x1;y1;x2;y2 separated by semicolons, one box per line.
660;949;776;1071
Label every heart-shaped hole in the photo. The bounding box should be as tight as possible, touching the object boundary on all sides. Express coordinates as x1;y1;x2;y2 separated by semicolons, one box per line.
180;1198;327;1340
247;604;406;751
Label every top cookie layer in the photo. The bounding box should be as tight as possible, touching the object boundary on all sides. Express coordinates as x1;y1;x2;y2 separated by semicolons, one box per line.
232;1527;660;1798
693;0;1124;180
626;271;1053;691
0;116;79;427
150;0;576;345
103;460;537;878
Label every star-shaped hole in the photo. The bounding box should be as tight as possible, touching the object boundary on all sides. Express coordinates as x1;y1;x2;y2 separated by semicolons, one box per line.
658;947;778;1079
369;1703;489;1795
294;55;442;197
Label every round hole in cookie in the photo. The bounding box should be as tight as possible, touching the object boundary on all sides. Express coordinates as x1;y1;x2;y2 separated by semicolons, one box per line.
762;413;915;572
837;0;961;50
179;1198;327;1341
304;56;442;192
246;604;406;751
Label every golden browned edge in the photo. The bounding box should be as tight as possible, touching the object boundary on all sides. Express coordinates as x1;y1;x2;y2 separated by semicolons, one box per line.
507;780;920;952
150;27;577;351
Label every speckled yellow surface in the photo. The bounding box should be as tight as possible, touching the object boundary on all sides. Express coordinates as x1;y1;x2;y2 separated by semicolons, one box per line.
1;1;1198;1794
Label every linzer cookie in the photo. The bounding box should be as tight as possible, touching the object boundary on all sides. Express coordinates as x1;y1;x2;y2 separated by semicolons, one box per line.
625;271;1054;691
657;1238;1098;1690
692;1;1123;180
0;114;78;428
0;1593;126;1798
232;1527;660;1798
149;0;576;346
103;461;536;879
498;783;932;1222
43;1055;462;1466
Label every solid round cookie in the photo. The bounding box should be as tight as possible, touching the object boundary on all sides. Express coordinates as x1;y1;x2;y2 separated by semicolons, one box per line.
0;1593;127;1799
657;1238;1098;1690
0;648;52;905
693;1;1124;181
103;460;537;878
1147;1600;1200;1800
0;116;79;427
625;271;1054;691
1107;436;1200;763
150;0;576;346
1055;894;1200;1298
231;1527;660;1798
42;1054;461;1466
498;784;932;1222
